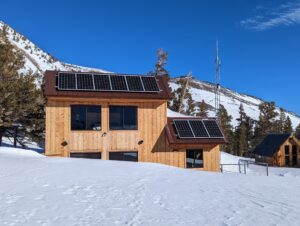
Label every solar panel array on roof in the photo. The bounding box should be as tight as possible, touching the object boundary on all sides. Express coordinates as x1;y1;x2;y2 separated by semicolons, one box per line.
57;72;160;93
173;119;224;139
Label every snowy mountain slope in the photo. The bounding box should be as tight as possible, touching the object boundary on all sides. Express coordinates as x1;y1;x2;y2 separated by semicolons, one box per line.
0;21;110;75
1;20;299;129
170;77;300;129
1;147;300;226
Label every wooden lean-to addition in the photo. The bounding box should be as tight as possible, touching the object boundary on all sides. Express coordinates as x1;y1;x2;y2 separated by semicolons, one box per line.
44;71;226;171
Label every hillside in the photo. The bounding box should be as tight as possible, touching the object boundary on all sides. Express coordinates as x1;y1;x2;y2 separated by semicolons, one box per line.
1;146;300;225
169;77;300;128
0;21;110;76
1;20;299;128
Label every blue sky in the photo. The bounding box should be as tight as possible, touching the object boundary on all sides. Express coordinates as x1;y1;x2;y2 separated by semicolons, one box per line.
1;0;300;115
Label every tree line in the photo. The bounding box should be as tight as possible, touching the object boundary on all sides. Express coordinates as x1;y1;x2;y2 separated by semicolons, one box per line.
0;25;44;146
156;49;300;156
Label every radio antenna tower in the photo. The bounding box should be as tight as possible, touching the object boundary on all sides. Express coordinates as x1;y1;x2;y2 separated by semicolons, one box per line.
215;40;221;119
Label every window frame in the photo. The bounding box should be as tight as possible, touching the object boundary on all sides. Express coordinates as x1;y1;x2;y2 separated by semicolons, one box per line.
70;152;102;159
186;149;204;169
71;105;102;131
109;151;138;162
284;145;290;166
109;105;138;131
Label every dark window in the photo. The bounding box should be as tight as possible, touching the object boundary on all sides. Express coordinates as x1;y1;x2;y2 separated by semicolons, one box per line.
109;106;137;130
186;149;203;168
70;152;101;159
71;106;101;131
285;145;290;166
109;152;138;162
292;145;297;166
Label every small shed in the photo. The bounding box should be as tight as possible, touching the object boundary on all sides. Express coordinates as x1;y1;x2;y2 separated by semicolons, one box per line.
254;133;300;167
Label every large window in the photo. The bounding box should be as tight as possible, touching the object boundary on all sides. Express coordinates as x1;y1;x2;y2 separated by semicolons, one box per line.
292;145;297;166
70;152;101;159
71;105;101;130
109;152;138;162
109;106;137;130
186;149;203;168
285;145;290;166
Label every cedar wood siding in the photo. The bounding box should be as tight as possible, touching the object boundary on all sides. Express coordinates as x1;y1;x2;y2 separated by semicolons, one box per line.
45;71;222;171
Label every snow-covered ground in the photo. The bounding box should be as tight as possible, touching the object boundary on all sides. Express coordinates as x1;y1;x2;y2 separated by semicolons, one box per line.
1;136;44;153
221;151;300;177
1;147;300;226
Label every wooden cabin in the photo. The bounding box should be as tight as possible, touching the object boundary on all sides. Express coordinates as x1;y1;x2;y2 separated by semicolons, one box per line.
254;134;300;167
44;71;226;171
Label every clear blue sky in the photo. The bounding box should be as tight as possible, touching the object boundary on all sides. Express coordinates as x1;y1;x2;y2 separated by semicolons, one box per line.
1;0;299;115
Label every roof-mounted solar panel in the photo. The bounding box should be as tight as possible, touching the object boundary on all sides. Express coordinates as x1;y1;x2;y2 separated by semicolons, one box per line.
77;73;94;90
203;120;224;138
94;74;111;90
173;120;194;138
126;76;144;91
189;120;209;138
58;73;76;90
110;75;128;91
173;119;224;139
57;72;160;93
141;76;160;92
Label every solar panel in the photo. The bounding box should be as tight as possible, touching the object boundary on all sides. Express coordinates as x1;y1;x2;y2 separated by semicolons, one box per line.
126;76;144;91
58;73;76;89
110;75;128;91
141;76;159;92
173;120;194;138
57;73;160;93
77;73;94;90
203;120;223;138
172;119;224;139
94;74;111;90
189;120;209;138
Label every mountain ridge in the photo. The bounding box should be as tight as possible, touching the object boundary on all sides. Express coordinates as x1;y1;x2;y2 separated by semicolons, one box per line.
1;21;299;128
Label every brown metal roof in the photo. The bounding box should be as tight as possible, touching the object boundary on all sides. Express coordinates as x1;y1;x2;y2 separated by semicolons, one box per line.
165;117;227;148
44;70;172;100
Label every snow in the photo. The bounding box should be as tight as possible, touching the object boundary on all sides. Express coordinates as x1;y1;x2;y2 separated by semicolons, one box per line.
0;21;111;76
167;109;191;117
221;151;300;177
169;78;300;129
1;147;300;225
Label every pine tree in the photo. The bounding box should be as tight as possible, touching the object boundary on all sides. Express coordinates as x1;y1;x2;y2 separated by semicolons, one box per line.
295;124;300;139
275;108;286;133
169;76;194;115
185;92;195;115
253;101;278;147
234;104;247;156
284;116;293;133
217;105;234;154
197;100;208;117
0;28;44;146
155;48;169;80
